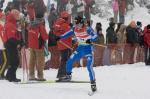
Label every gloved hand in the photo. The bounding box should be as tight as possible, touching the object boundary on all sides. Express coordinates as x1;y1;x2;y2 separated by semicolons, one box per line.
86;39;92;44
55;36;61;41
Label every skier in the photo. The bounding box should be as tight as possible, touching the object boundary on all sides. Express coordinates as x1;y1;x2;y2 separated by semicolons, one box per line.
56;16;97;92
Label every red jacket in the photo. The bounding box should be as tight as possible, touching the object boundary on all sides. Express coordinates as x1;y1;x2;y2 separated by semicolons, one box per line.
144;27;150;47
28;24;48;49
5;13;20;42
53;18;72;50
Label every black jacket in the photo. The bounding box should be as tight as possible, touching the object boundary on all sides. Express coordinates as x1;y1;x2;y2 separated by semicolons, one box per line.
106;27;117;44
126;26;138;44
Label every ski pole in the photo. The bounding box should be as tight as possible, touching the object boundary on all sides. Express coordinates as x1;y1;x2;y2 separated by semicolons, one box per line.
92;43;107;48
59;40;73;50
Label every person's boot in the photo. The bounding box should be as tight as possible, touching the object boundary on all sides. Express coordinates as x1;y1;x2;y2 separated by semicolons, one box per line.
12;78;21;82
91;80;97;92
57;73;72;82
36;78;46;81
0;74;5;80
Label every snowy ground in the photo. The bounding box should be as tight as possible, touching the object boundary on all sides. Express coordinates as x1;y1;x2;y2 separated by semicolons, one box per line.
1;63;150;99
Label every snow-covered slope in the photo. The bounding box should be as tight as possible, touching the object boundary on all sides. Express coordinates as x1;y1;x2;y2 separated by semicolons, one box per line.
1;63;150;99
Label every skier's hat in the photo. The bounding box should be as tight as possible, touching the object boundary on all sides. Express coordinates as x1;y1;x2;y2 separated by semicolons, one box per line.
74;16;84;24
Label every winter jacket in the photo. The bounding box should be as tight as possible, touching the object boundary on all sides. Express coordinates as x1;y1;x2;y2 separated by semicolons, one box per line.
53;18;72;50
136;27;144;46
28;24;48;49
5;13;20;41
4;13;21;48
144;27;150;47
126;26;138;45
116;24;126;44
106;27;117;44
112;0;119;12
94;31;105;44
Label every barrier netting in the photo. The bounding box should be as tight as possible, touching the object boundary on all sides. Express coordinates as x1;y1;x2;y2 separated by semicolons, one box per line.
46;44;144;69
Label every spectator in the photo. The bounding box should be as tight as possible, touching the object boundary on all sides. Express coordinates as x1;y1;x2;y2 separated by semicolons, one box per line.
53;11;72;81
4;9;21;82
136;21;144;47
95;22;105;44
125;21;138;64
28;19;48;81
143;24;150;65
112;0;119;23
106;22;117;44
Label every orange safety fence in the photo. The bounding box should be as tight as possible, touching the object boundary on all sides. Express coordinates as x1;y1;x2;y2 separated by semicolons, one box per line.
46;44;145;69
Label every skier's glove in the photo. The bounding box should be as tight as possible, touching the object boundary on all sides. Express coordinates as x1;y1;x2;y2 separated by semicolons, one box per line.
86;39;92;44
55;36;61;41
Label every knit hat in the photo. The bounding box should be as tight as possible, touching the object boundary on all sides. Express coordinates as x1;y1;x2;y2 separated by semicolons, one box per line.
147;24;150;30
137;21;142;27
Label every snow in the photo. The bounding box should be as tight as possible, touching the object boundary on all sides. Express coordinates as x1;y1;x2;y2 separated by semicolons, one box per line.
1;63;150;99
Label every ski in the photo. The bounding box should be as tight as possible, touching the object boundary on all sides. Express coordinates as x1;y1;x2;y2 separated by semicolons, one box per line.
15;80;90;84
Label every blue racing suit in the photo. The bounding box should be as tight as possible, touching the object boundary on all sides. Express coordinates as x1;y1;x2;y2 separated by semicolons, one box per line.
60;26;97;81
